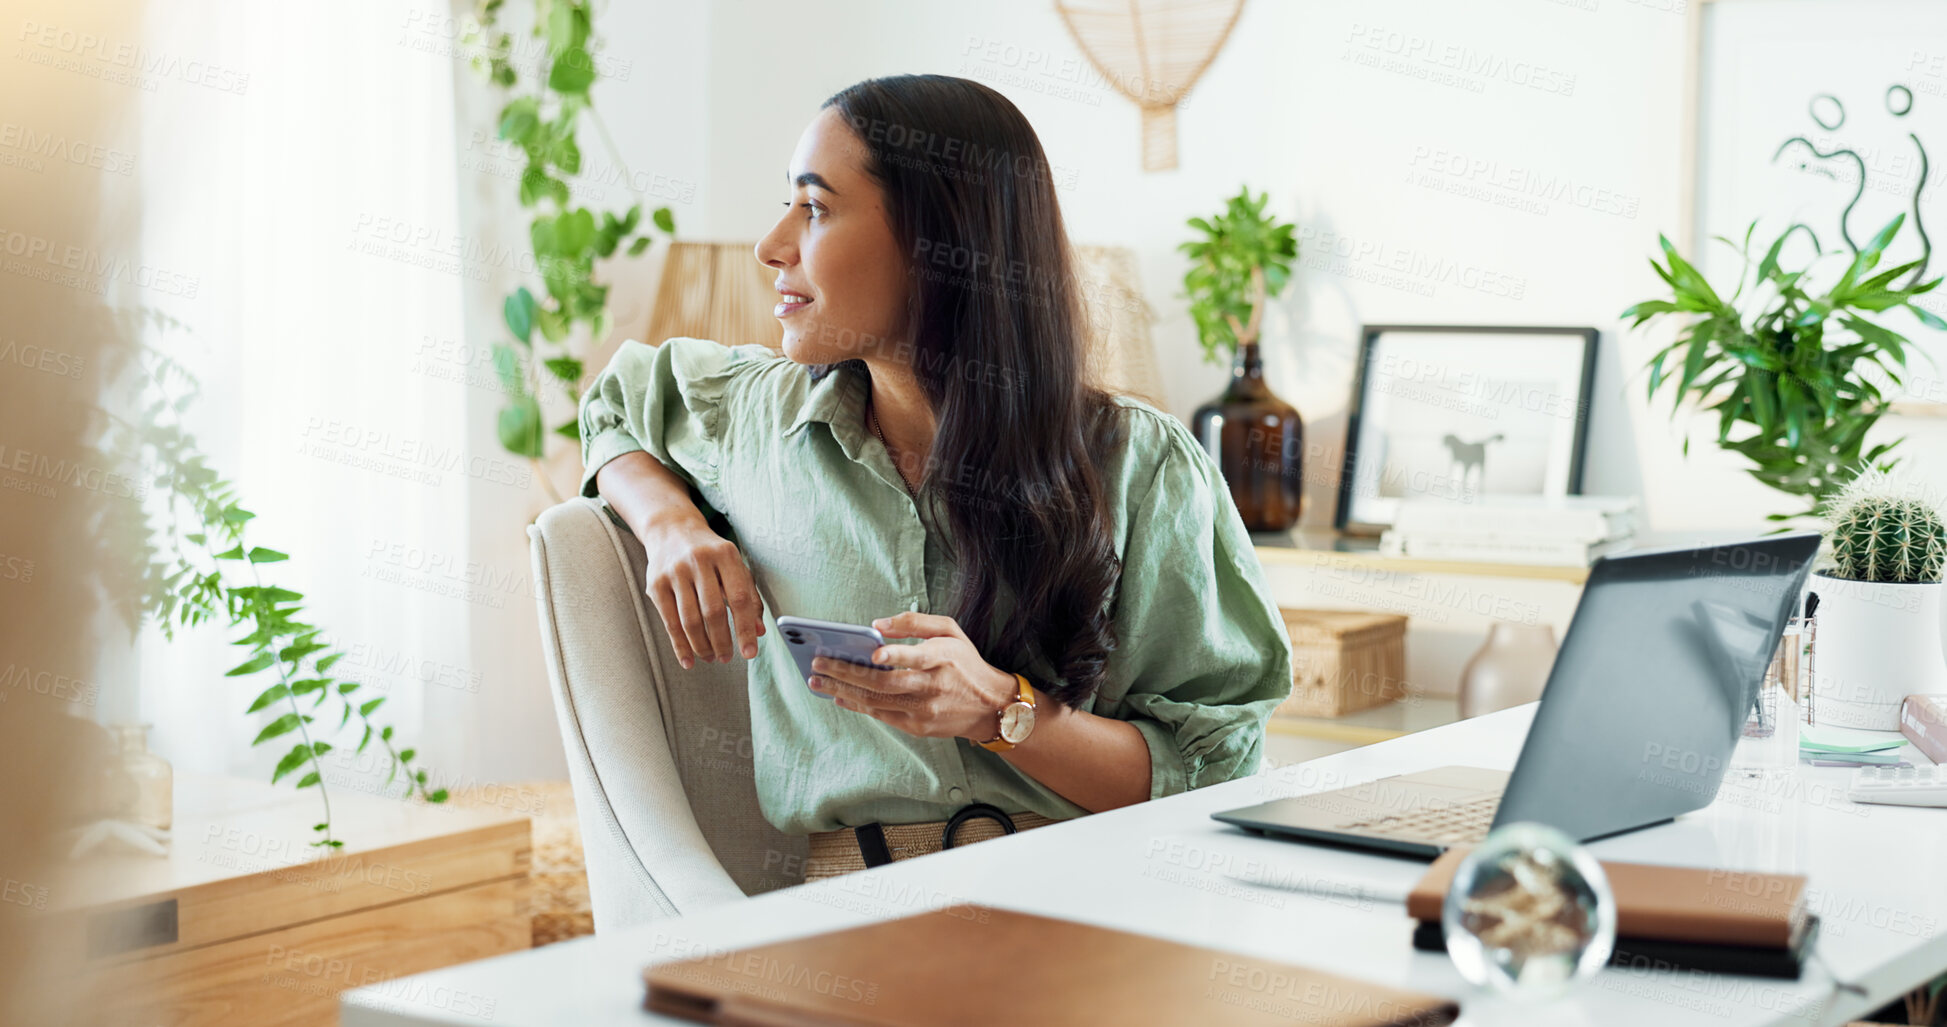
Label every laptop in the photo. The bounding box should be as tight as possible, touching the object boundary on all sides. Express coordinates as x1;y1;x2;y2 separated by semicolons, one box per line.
1213;533;1821;859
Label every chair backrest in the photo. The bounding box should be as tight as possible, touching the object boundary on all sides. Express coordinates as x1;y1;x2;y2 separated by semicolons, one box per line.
528;498;806;929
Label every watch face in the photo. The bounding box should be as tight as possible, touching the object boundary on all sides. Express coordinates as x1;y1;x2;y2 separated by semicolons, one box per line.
999;701;1035;744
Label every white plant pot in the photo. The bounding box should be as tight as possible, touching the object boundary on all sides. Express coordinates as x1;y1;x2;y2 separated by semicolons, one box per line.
1808;572;1947;730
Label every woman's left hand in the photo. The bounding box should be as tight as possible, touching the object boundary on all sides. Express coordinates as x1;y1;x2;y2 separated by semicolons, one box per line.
808;612;1019;741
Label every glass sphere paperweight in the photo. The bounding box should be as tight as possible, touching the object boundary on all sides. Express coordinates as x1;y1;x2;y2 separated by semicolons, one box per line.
1442;822;1615;998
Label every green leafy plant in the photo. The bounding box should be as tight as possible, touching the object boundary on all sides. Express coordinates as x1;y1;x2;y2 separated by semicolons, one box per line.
1824;470;1946;584
1179;187;1298;365
1623;215;1944;523
116;342;444;848
468;0;675;490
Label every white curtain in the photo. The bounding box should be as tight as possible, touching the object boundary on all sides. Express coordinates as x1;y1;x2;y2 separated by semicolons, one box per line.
134;1;481;788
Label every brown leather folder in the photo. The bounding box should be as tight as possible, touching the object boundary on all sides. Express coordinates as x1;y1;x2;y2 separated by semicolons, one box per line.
1407;847;1807;949
644;905;1460;1026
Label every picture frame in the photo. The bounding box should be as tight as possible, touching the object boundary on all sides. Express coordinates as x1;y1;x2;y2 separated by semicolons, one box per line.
1334;325;1598;535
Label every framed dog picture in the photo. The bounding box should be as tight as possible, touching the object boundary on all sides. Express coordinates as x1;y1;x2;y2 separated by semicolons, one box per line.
1334;325;1597;534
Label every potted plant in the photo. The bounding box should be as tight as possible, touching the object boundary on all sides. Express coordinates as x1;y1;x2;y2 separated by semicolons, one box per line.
1181;187;1302;532
1808;471;1947;730
1622;215;1943;524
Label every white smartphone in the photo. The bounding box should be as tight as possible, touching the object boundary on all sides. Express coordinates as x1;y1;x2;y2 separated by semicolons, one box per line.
776;615;893;700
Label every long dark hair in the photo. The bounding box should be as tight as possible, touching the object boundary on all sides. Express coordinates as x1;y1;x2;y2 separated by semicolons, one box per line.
814;74;1127;708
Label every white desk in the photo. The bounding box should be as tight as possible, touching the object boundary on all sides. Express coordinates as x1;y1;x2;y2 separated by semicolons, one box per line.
343;705;1946;1026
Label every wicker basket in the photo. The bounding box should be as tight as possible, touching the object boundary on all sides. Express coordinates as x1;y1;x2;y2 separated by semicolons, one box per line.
1275;608;1409;718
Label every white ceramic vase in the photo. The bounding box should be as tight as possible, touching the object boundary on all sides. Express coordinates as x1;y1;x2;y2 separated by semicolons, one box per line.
1808;572;1947;730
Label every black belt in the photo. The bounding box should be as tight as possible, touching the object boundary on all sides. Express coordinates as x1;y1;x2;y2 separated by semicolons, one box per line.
853;802;1017;869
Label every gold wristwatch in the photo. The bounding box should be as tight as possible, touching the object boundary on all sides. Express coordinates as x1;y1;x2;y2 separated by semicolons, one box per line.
977;673;1037;753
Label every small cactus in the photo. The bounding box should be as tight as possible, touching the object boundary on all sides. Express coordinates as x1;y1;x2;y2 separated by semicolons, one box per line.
1825;471;1947;583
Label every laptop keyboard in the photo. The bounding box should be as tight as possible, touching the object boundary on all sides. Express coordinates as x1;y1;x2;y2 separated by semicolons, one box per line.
1336;795;1500;844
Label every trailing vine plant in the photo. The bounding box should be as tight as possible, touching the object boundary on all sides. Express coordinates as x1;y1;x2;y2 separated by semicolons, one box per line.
115;334;445;849
465;0;675;489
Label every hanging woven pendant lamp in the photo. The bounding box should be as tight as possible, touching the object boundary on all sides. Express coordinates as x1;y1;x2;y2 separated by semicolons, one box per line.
1054;0;1246;171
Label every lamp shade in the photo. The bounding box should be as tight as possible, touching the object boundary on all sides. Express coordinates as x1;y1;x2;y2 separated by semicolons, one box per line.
644;241;784;351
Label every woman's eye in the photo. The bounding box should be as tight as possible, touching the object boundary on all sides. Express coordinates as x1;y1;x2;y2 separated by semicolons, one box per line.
799;202;822;220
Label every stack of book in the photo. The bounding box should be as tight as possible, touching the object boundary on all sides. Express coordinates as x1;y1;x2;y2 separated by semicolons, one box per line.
1378;495;1638;567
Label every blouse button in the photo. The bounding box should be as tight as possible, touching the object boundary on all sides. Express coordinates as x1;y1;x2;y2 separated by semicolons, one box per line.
947;786;966;803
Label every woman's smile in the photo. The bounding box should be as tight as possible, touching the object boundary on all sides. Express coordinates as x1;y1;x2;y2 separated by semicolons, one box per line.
773;288;813;318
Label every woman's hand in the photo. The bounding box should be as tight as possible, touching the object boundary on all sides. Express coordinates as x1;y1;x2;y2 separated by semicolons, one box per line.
638;513;765;670
808;612;1018;740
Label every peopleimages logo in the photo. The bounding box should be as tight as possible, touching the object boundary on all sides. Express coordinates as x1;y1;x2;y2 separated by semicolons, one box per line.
0;228;200;298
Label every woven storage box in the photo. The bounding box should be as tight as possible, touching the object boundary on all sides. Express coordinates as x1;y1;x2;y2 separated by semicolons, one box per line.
1275;608;1409;718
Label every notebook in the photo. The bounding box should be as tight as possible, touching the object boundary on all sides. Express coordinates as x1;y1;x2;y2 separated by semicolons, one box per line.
645;905;1460;1026
1407;848;1817;978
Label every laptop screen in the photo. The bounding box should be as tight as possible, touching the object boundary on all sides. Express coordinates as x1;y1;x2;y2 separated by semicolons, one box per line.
1492;534;1819;840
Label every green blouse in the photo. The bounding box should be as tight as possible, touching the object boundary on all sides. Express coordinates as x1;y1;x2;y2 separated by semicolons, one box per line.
578;337;1294;835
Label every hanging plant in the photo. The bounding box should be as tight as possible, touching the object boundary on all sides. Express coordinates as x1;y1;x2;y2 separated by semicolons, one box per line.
113;331;444;849
467;0;675;496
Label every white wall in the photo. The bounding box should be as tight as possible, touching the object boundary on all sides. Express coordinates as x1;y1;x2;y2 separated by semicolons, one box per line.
666;0;1694;528
458;0;1947;740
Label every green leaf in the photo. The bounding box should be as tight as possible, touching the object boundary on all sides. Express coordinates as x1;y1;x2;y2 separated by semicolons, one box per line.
550;131;582;176
381;725;394;742
247;683;291;713
316;652;343;673
359;725;373;753
289;677;329;697
279;640;327;663
311;741;332;757
546;2;590;54
428;788;450;803
213;545;247;561
548;45;597;93
535;306;569;342
543;356;584;383
553;208;596;255
498;97;540;144
247;547;288;564
400;748;417;762
653;206;675;234
226;653;276;677
220;505;256;525
626;236;651;257
504;287;536;343
296;771;321;789
338;682;359;695
360;698;385;717
272;743;310;784
498;397;544;458
1914;304;1947;331
553;418;582;440
253;713;301;746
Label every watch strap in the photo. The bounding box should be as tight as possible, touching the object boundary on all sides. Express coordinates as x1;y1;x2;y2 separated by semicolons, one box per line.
977;673;1035;753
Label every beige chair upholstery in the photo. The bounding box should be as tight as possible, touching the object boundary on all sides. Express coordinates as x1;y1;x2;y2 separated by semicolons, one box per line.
527;497;806;932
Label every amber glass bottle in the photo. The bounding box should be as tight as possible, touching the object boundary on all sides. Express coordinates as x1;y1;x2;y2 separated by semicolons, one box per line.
1191;340;1303;531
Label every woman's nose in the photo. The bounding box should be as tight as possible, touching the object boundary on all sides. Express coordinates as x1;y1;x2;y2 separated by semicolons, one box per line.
755;221;794;269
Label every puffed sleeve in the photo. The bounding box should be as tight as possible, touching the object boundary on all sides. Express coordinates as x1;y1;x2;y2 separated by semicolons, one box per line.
1105;420;1295;800
577;336;757;499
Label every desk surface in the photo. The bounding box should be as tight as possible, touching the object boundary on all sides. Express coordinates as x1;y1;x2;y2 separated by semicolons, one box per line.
343;706;1945;1027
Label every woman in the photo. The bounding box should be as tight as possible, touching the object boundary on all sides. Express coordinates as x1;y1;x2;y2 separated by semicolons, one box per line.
580;74;1292;882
